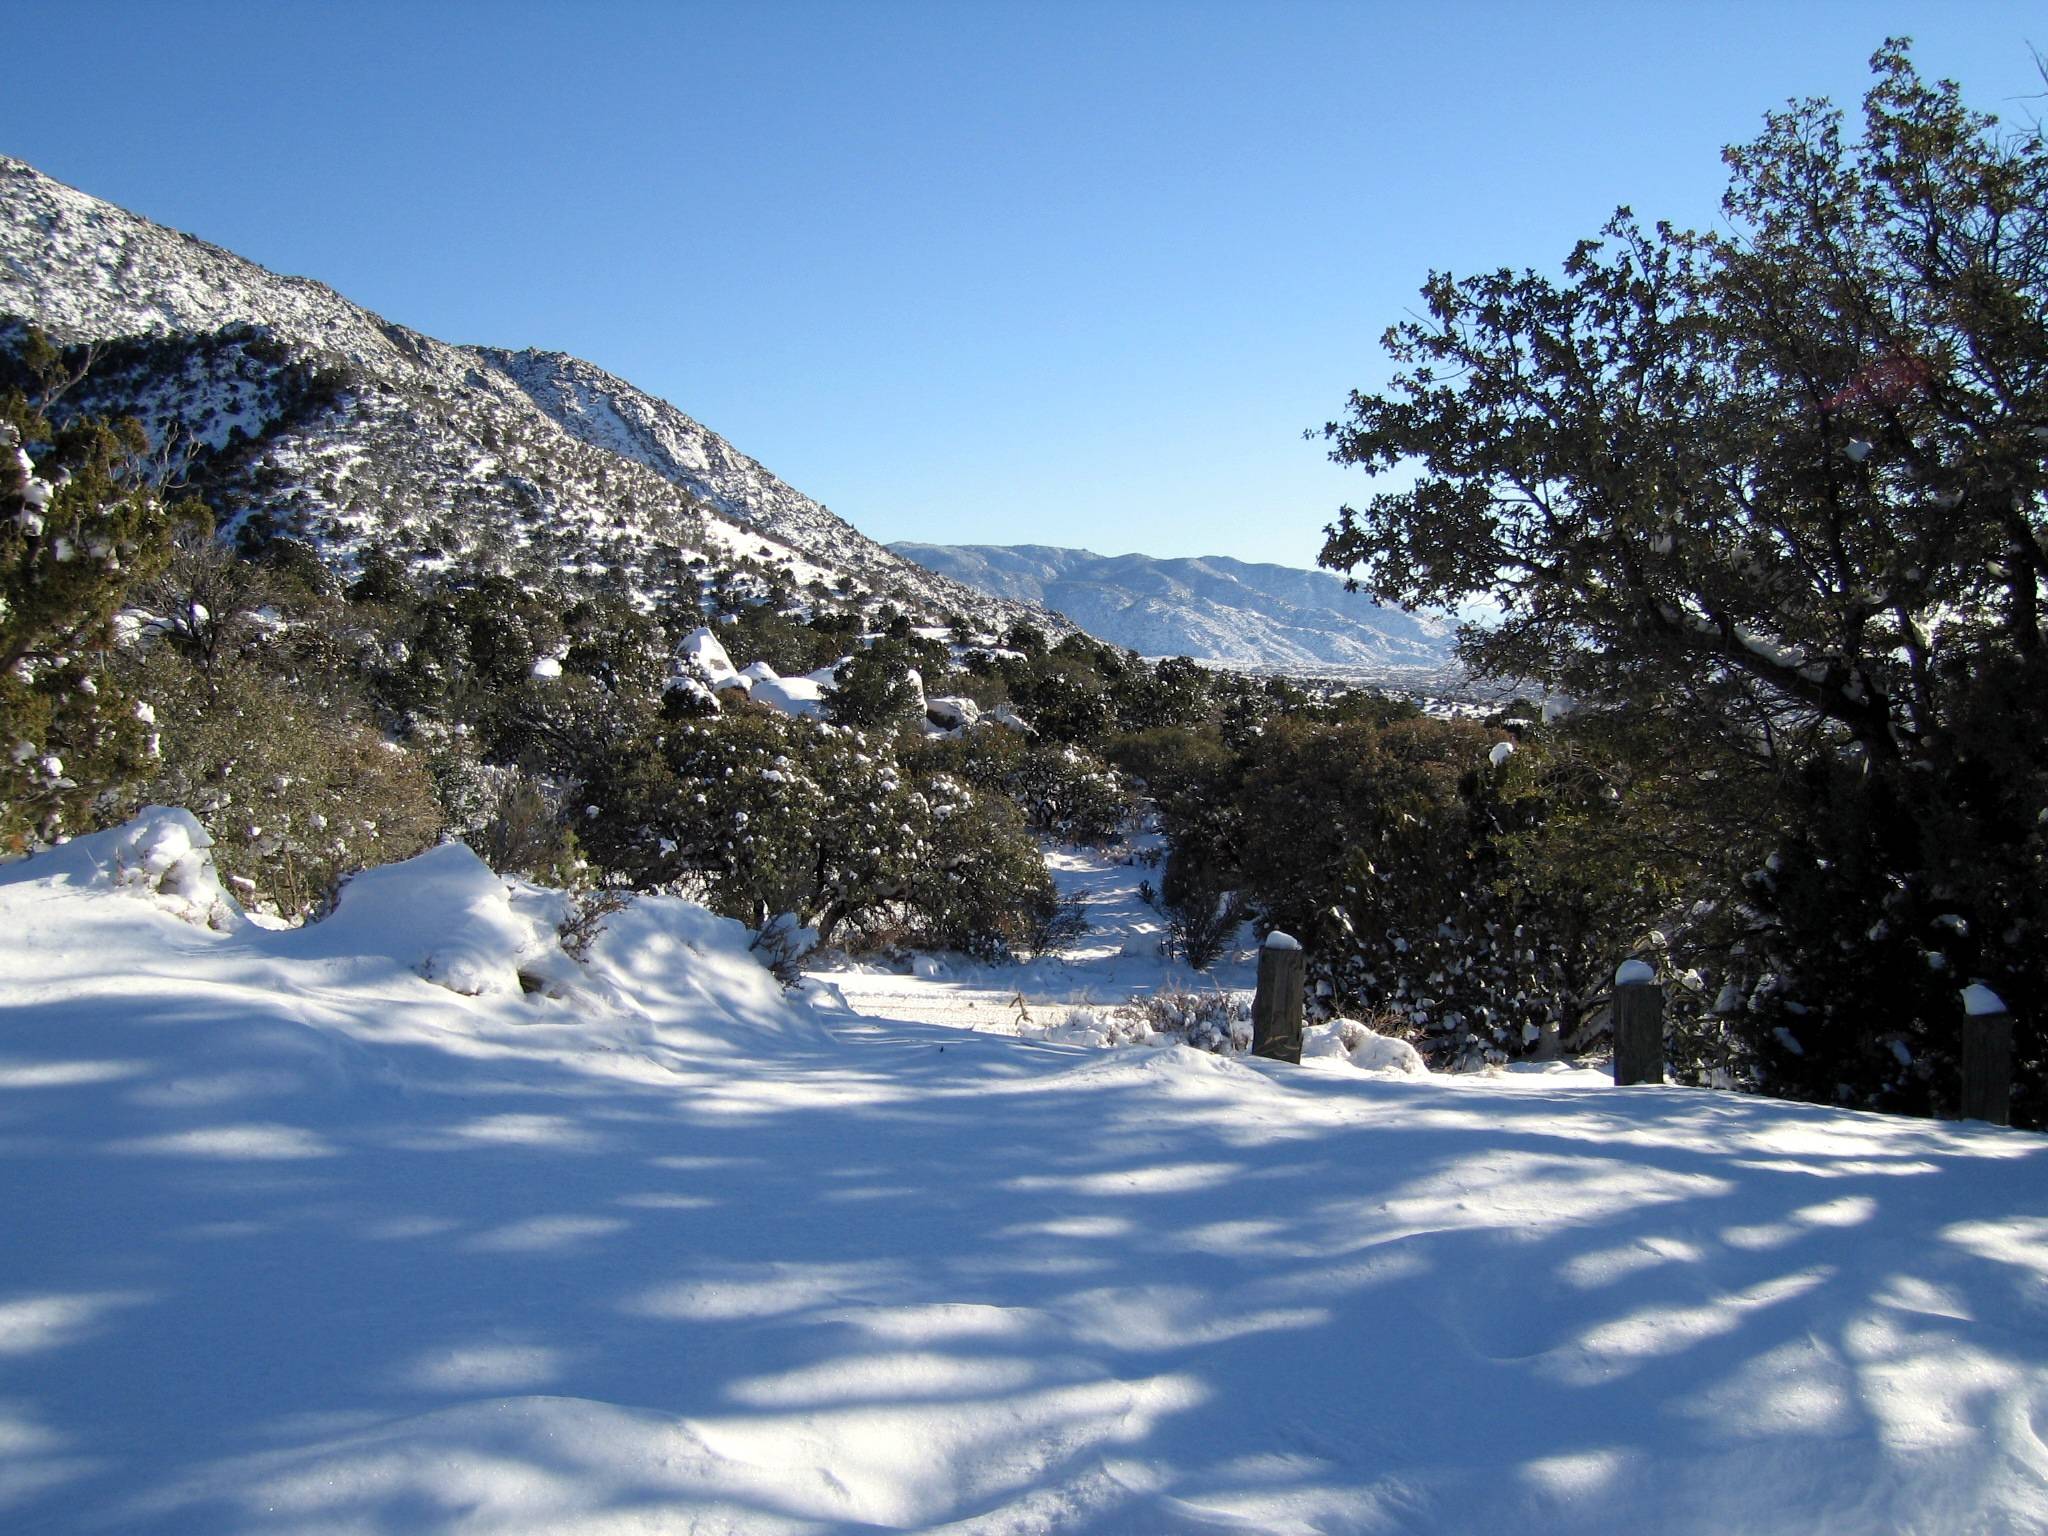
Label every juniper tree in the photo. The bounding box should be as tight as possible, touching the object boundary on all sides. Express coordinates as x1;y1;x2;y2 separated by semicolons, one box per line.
0;384;197;851
1318;42;2048;1118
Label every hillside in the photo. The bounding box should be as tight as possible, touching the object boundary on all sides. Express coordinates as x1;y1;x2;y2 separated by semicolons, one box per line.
891;541;1457;677
0;155;1059;634
5;808;2044;1534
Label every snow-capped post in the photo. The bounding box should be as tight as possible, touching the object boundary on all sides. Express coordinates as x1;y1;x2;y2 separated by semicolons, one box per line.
1959;985;2012;1126
1611;958;1664;1087
1252;930;1305;1064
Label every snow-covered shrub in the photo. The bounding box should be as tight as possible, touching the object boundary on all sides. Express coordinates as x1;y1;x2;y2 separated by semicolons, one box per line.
1303;1016;1428;1074
1022;894;1090;957
1021;1006;1152;1048
824;638;925;731
1155;712;1718;1072
749;910;818;989
24;804;246;930
913;732;1135;846
1159;847;1245;970
450;764;585;888
906;777;1059;961
556;888;630;961
1112;982;1251;1056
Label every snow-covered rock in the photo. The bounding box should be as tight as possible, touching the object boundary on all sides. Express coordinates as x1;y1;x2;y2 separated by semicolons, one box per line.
0;804;244;931
748;673;829;719
1302;1017;1429;1074
924;695;980;732
680;626;740;686
299;841;549;997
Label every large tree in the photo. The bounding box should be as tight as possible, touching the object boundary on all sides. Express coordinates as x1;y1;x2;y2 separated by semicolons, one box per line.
1318;43;2047;1119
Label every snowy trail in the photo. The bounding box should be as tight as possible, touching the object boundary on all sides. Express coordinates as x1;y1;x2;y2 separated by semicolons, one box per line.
4;815;2046;1535
823;835;1257;1035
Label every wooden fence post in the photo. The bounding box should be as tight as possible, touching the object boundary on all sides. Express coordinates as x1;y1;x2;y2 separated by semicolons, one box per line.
1612;958;1664;1087
1252;931;1305;1064
1960;984;2013;1127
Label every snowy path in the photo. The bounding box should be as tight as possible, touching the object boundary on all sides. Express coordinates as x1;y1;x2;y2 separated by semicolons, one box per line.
821;835;1257;1035
3;816;2046;1535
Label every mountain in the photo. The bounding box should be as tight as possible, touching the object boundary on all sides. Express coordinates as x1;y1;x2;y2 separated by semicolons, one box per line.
0;155;1060;635
890;542;1459;676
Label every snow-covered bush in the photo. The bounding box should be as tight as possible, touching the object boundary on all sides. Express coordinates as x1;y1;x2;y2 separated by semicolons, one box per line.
1159;849;1245;970
1303;1016;1428;1074
1111;982;1251;1056
913;731;1135;846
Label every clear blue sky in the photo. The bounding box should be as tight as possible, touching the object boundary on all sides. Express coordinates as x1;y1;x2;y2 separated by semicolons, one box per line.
3;1;2041;570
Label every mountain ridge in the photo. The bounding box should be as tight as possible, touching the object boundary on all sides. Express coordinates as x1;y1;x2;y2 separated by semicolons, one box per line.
890;541;1458;676
0;154;1062;635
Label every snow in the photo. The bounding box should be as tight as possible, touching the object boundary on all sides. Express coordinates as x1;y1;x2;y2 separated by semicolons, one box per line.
1962;984;2008;1018
680;625;740;684
1301;1018;1429;1075
1263;928;1302;951
3;811;2046;1534
749;672;829;719
1616;958;1657;987
1489;739;1517;768
925;694;980;731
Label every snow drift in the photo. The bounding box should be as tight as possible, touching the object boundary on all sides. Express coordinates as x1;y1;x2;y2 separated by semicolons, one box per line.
3;811;2045;1534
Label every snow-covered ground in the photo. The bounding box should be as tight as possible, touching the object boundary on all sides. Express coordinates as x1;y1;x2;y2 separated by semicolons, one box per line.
4;811;2046;1534
819;836;1257;1036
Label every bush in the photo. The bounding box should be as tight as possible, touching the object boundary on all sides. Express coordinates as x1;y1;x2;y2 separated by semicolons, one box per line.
1115;983;1251;1055
122;647;442;917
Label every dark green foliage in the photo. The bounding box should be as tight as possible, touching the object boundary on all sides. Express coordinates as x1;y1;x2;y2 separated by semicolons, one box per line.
915;731;1133;845
909;776;1060;960
121;645;443;916
1159;842;1245;970
1146;707;1705;1063
1001;619;1048;656
825;639;925;731
719;604;851;678
0;372;197;850
453;766;585;888
581;709;1057;956
1316;44;2048;1118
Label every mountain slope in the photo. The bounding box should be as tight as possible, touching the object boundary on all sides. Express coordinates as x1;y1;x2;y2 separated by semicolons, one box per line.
892;541;1457;673
0;155;1056;633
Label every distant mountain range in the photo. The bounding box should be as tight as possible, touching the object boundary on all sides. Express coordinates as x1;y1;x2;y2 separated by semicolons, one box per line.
890;543;1459;677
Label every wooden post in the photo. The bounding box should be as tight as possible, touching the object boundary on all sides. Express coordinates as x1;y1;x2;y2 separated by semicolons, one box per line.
1960;985;2013;1127
1611;959;1664;1087
1252;931;1305;1064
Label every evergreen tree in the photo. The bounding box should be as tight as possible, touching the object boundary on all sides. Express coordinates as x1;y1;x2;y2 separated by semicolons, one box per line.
1317;43;2048;1117
0;386;196;851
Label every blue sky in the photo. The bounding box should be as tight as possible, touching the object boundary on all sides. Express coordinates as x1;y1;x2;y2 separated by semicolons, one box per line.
3;1;2041;570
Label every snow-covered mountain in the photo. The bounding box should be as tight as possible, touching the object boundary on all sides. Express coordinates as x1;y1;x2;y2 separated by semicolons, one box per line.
892;541;1459;675
0;155;1060;634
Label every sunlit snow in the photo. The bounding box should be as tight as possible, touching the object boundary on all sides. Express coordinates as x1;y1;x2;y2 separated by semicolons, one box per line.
2;810;2044;1534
